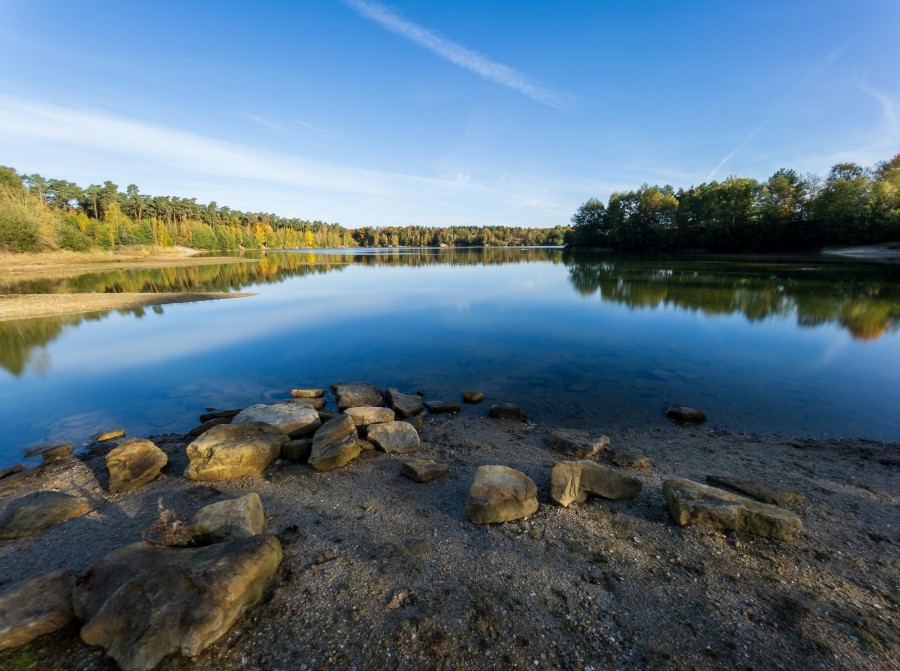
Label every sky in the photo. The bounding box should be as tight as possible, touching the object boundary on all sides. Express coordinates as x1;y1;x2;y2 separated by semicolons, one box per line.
0;0;898;229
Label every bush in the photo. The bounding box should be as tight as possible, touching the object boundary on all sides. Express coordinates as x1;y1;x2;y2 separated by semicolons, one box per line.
0;185;57;252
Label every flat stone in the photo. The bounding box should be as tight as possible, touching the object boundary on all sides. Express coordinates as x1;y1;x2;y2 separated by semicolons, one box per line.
612;449;650;469
92;429;125;442
662;478;802;541
198;408;242;423
665;405;707;425
386;388;424;418
330;382;384;410
184;423;288;481
401;459;449;482
73;535;282;671
106;438;168;494
0;464;24;480
0;492;91;540
367;421;420;455
462;391;485;404
488;403;527;422
551;461;642;507
190;493;265;544
232;402;320;438
404;413;426;433
465;465;538;524
23;441;74;461
290;388;325;398
0;569;77;651
187;417;231;438
706;475;804;505
344;406;396;432
285;397;326;410
308;415;361;471
281;438;313;461
550;429;609;458
425;400;461;414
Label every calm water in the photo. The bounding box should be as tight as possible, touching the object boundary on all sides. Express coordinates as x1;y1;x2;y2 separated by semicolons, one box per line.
2;248;899;467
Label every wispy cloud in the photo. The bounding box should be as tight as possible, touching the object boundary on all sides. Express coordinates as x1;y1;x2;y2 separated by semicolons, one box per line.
295;119;335;136
238;111;286;132
342;0;569;109
706;126;763;182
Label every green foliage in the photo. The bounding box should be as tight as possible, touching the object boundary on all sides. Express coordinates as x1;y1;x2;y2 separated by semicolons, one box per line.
0;183;58;252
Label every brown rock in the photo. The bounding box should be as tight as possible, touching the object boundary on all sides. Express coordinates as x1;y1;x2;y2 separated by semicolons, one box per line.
290;388;325;398
286;397;326;410
488;403;527;422
281;438;313;461
367;421;420;455
232;402;320;438
184;423;288;481
344;406;396;434
0;570;77;651
404;413;427;433
0;492;90;540
24;441;74;462
187;417;231;438
425;400;461;414
401;459;449;482
106;438;168;494
198;408;242;423
189;493;265;543
551;461;642;507
462;391;485;404
308;415;361;471
550;429;609;458
330;382;384;410
612;449;650;469
706;475;804;505
465;465;538;524
386;388;424;418
665;405;707;424
92;429;125;442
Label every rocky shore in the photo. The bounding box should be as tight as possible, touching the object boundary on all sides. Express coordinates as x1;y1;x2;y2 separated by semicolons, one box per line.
0;383;897;671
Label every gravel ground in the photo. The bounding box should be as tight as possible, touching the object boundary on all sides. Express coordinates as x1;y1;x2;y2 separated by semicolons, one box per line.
0;414;897;671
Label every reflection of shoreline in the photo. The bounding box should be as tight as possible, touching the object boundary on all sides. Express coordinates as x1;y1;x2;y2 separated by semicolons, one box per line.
565;253;900;341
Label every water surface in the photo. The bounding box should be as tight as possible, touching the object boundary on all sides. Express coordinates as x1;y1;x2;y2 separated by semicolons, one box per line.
2;248;898;467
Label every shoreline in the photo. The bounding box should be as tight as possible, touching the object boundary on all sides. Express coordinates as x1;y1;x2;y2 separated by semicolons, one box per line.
0;407;896;671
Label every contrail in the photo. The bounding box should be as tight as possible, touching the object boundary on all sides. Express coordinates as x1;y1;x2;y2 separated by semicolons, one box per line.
706;126;763;182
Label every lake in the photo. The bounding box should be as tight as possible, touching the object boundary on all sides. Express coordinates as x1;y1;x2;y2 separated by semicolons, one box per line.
1;248;898;468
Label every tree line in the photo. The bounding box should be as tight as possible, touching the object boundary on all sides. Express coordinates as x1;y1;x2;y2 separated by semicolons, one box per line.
566;154;900;251
0;167;566;253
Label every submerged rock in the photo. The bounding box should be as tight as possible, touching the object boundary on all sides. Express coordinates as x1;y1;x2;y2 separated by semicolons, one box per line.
462;391;485;404
488;403;527;422
0;492;90;540
706;474;804;505
465;465;538;524
184;423;288;481
308;415;361;471
106;438;168;494
0;569;77;651
92;429;125;443
551;461;642;507
189;492;265;544
367;421;420;454
23;442;73;462
232;402;320;437
662;478;802;541
401;459;449;482
550;429;609;458
665;405;707;425
73;535;282;671
331;382;384;410
425;400;461;414
386;388;424;418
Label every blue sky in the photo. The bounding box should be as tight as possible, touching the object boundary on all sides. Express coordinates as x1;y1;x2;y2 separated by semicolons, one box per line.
1;0;898;228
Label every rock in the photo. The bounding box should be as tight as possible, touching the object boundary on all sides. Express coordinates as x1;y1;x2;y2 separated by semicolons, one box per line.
662;478;802;541
425;400;461;414
189;493;265;543
0;464;24;480
198;408;242;423
184;423;288;481
358;439;375;451
465;465;538;524
386;388;424;418
187;417;231;438
106;438;168;494
612;449;650;469
367;422;420;455
308;415;361;471
551;461;642;507
286;397;326;410
488;403;527;422
330;382;384;410
404;413;427;433
23;441;73;462
0;492;91;540
92;429;125;442
401;459;448;482
318;409;338;423
706;475;804;505
550;429;609;458
281;438;313;461
290;388;325;398
463;390;485;404
344;406;396;434
0;570;77;651
232;402;320;438
73;535;282;671
665;405;707;425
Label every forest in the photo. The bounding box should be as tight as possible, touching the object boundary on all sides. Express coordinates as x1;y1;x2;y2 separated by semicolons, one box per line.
0;167;567;253
566;154;900;251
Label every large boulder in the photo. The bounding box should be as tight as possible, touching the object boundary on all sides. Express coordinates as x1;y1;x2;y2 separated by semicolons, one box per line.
0;492;90;540
106;438;168;494
386;388;424;418
367;421;420;455
488;403;527;422
308;415;361;472
551;461;642;507
465;465;538;524
184;423;288;481
550;429;609;458
0;569;77;651
232;402;320;437
330;382;384;410
189;493;265;544
662;478;802;541
344;406;395;435
73;535;282;671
